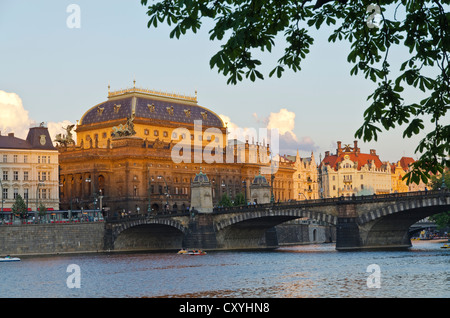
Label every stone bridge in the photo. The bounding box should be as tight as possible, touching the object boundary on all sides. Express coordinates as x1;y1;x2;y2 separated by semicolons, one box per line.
104;190;450;251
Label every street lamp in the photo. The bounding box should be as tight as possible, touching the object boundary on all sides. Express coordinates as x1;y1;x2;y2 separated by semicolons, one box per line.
36;182;45;222
157;175;170;213
85;177;97;212
0;179;4;221
147;166;153;215
242;180;247;203
298;192;307;201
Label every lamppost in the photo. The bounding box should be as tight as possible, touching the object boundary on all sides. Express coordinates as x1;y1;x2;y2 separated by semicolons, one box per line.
298;192;307;201
0;179;4;222
157;175;169;213
36;182;45;222
242;180;247;203
85;177;97;211
147;166;152;215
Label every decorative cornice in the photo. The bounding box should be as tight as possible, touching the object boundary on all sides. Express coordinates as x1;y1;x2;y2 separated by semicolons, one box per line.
108;86;197;103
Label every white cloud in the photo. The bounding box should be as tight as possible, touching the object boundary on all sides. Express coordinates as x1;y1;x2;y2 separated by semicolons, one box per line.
266;108;296;136
0;90;33;138
0;90;76;144
220;108;318;156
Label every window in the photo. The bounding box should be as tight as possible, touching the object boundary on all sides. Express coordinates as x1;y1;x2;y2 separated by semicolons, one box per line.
154;130;159;136
333;185;336;190
39;172;47;181
144;129;149;135
2;171;8;181
332;176;335;181
102;132;107;138
24;188;29;200
2;188;7;200
38;156;41;163
13;155;18;163
23;171;28;181
42;156;46;163
24;155;28;163
40;189;47;200
2;155;7;163
13;188;18;199
361;175;364;180
163;131;168;137
13;171;18;181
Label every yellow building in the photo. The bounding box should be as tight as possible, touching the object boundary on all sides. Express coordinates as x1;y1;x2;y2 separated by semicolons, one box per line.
285;151;319;200
0;126;59;214
391;157;429;193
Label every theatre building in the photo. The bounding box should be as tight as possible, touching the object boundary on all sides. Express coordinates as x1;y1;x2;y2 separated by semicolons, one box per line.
58;85;295;214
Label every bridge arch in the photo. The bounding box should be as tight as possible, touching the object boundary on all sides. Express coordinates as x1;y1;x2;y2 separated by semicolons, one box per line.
107;218;188;251
355;194;450;249
357;195;450;225
215;208;337;231
214;208;337;250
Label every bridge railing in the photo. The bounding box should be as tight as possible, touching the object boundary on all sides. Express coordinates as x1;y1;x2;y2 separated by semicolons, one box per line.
105;211;191;223
213;189;449;214
102;189;448;220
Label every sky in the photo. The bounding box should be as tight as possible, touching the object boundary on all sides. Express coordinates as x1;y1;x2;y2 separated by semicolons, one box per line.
0;0;432;164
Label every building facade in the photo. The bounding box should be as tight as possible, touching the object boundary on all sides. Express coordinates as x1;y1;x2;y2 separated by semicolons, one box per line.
319;141;392;198
58;85;295;214
285;151;319;200
0;125;59;213
391;156;429;193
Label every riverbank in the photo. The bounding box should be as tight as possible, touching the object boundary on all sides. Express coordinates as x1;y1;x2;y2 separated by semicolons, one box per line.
0;222;104;256
0;221;336;257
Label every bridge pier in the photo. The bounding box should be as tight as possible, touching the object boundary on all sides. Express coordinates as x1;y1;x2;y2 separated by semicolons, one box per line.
182;214;218;249
336;218;362;250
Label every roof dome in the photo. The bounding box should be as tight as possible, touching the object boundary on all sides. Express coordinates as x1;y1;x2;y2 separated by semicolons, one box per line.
193;171;210;184
252;174;268;185
79;88;224;128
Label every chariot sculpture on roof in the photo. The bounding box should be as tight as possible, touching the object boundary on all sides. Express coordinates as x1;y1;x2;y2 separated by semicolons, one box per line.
54;124;76;147
111;114;136;138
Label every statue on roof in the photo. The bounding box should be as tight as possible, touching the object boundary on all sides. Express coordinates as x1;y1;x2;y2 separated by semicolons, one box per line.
54;124;76;147
111;114;136;138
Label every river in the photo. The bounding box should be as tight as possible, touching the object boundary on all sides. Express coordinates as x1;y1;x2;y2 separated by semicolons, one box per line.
0;240;448;298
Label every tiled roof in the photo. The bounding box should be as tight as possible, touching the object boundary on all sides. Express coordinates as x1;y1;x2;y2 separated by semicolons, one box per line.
80;95;224;127
399;157;415;171
321;152;384;170
0;134;32;149
0;127;55;150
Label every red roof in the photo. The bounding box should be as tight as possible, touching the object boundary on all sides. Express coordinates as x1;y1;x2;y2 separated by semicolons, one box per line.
399;157;415;171
321;152;384;171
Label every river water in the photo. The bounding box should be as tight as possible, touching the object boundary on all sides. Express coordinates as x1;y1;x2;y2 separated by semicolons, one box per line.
0;240;448;298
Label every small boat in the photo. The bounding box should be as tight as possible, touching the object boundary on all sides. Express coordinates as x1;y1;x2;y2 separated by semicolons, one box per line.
177;249;207;255
188;250;207;256
441;244;450;249
0;256;21;262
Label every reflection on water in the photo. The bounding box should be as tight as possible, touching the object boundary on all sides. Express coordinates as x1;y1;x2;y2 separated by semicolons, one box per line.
0;241;448;298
